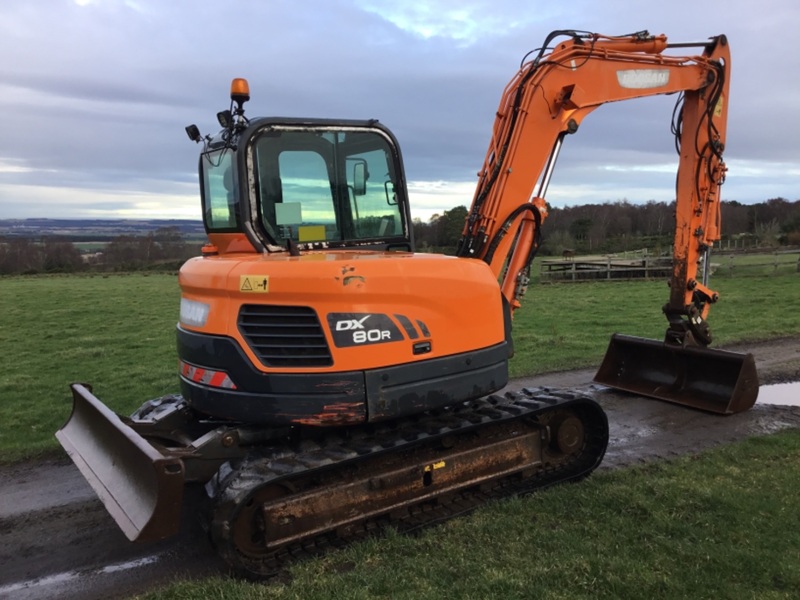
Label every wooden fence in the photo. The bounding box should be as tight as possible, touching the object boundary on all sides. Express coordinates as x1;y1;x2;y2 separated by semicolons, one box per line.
716;250;800;277
539;256;672;282
539;250;800;283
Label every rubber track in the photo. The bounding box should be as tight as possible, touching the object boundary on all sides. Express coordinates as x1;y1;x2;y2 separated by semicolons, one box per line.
208;387;608;578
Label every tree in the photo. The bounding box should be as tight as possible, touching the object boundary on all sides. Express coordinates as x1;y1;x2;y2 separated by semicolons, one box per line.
41;237;84;272
755;219;781;248
569;218;593;242
153;226;186;260
0;237;43;274
414;205;468;252
439;205;468;249
103;235;153;270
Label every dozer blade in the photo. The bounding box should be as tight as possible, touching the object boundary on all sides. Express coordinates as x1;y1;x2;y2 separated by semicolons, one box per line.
594;333;759;414
55;384;185;542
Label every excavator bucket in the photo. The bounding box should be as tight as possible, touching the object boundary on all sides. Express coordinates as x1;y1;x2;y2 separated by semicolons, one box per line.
55;384;185;542
594;334;759;414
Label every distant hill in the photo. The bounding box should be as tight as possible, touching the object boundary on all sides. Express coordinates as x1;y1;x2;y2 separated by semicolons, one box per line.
0;218;206;240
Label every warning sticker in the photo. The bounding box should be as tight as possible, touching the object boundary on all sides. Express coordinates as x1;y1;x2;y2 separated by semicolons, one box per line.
240;275;269;293
298;224;326;242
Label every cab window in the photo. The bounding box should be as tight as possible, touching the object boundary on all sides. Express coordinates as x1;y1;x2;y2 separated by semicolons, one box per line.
201;150;239;231
253;128;404;245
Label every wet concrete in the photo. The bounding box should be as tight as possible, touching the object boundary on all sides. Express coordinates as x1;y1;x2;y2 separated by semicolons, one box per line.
596;387;800;470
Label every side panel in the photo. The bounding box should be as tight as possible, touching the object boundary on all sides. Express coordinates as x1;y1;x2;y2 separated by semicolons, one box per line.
177;327;509;425
179;251;507;374
365;342;509;420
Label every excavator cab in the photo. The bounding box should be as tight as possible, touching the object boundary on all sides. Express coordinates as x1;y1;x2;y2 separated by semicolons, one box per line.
198;117;414;255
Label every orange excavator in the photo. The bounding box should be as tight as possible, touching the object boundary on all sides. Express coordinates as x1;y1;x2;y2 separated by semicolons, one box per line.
57;30;758;577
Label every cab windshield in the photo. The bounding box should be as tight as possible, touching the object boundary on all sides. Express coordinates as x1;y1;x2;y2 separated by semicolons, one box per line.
251;127;405;246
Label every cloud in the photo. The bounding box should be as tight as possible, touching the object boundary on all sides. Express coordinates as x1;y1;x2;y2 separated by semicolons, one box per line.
1;0;799;222
355;0;548;44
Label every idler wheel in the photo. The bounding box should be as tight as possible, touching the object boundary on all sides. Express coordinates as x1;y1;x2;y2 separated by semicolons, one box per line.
549;415;585;455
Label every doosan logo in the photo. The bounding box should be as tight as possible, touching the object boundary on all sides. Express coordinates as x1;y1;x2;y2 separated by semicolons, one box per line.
617;69;670;89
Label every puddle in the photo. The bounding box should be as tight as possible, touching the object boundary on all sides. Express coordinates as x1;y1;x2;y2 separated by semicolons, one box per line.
759;382;800;407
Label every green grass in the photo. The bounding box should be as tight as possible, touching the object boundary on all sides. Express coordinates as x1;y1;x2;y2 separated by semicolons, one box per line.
138;429;800;600
72;241;108;252
509;274;800;377
0;274;179;460
1;272;798;460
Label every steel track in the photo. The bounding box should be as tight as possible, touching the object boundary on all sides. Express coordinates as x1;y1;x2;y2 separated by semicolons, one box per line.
207;387;609;578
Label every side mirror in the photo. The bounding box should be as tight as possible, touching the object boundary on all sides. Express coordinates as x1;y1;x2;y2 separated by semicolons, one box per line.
353;161;368;196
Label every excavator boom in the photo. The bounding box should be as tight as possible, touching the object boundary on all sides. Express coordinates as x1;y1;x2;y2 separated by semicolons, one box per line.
456;30;757;413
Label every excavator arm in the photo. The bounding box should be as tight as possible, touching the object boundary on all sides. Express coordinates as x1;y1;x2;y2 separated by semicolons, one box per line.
458;30;756;413
458;30;729;319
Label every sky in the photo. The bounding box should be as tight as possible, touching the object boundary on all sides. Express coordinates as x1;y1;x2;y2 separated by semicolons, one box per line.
2;0;799;222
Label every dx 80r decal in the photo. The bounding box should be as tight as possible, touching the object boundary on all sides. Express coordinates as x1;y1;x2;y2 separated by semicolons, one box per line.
327;313;403;347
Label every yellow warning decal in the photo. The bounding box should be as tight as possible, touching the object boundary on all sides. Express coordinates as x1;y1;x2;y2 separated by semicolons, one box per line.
714;94;724;118
240;275;269;293
424;460;446;472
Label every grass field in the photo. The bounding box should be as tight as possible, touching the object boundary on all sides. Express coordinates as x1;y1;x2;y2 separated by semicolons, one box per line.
2;271;799;599
138;429;800;600
1;271;799;461
0;274;179;460
510;271;800;377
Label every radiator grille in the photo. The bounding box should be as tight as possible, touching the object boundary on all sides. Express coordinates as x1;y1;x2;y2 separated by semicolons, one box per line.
238;305;333;367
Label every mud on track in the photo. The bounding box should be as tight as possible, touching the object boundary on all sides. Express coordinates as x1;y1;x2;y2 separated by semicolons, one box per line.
1;337;799;600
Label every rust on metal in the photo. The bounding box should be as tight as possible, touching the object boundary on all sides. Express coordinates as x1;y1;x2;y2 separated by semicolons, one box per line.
292;401;366;426
209;391;608;579
343;275;366;286
255;423;543;549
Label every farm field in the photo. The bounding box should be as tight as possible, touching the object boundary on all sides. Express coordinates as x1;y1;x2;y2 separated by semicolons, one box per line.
1;271;799;460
